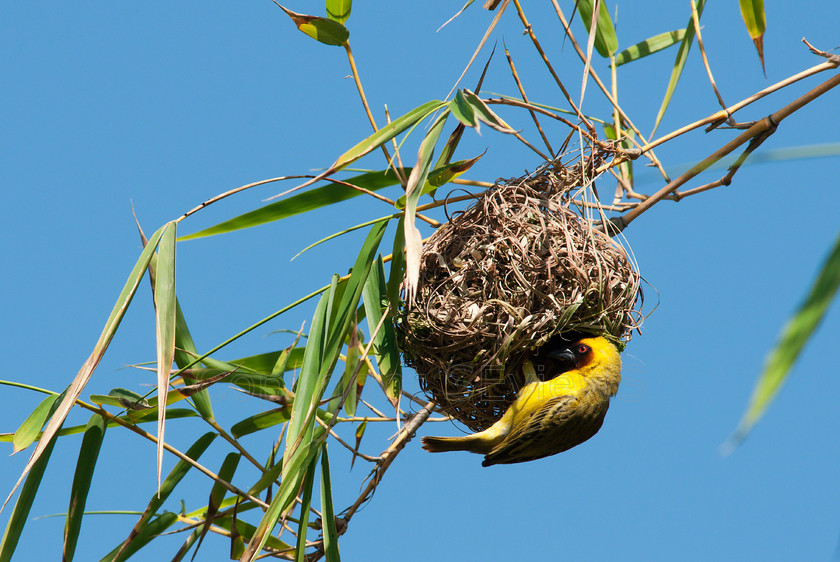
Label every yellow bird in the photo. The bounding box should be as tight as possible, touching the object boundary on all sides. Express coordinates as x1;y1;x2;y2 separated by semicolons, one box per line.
421;335;622;466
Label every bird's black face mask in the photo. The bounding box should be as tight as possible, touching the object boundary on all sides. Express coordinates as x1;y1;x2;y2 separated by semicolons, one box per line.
533;331;594;381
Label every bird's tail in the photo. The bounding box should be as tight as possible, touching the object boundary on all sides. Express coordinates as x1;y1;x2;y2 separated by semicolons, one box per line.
421;434;488;454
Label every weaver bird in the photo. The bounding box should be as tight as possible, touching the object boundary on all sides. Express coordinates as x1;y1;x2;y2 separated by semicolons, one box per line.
421;335;621;466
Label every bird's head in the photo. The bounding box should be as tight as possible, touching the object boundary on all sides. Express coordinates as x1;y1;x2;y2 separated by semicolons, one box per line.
544;335;622;393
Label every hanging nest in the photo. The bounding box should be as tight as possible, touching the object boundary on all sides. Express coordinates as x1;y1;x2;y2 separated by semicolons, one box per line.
397;147;643;431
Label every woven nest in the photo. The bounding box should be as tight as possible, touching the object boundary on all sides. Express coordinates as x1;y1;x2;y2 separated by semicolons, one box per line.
398;150;643;431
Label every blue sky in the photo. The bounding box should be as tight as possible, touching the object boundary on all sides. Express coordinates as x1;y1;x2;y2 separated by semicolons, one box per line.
2;2;839;561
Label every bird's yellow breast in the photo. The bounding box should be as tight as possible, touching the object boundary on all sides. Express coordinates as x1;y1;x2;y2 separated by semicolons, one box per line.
506;372;588;420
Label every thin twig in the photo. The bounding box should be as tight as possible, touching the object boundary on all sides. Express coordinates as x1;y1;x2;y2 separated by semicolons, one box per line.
484;98;595;142
314;416;381;463
646;57;840;152
548;0;671;183
614;70;840;231
504;46;555;158
511;0;596;137
177;176;309;223
691;1;730;121
202;417;267;474
343;43;404;186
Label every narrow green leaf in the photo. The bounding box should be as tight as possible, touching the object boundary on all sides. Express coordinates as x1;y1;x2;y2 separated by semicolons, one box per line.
153;221;178;491
283;284;332;470
576;0;618;57
332;100;445;170
173;301;213;419
180;169;406;241
362;256;402;406
242;443;323;561
294;452;320;562
3;224;165;514
651;0;706;135
192;453;241;559
211;516;293;553
172;527;202;562
729;230;840;446
462;90;516;134
738;0;766;71
387;217;406;316
109;433;216;562
0;433;57;562
322;222;388;375
63;414;106;562
615;30;686;66
229;348;305;375
12;393;59;453
335;336;364;417
350;419;367;469
278;5;349;46
448;90;477;127
89;388;149;410
231;408;291;439
101;512;178;562
319;446;340;562
326;0;351;24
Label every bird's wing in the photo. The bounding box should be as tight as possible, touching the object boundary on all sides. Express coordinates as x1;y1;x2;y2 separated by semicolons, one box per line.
483;394;579;465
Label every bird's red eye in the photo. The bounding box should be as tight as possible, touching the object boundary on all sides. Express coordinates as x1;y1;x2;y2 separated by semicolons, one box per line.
577;344;589;354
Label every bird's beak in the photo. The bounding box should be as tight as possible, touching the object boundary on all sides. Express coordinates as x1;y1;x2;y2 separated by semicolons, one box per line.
547;347;576;364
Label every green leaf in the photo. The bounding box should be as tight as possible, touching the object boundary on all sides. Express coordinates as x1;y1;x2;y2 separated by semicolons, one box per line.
362;256;402;406
332;100;446;170
326;0;351;24
180;169;405;241
319;446;340;562
295;452;320;562
576;0;618;58
12;392;60;453
153;221;178;489
448;90;477;127
211;516;293;554
173;302;213;419
278;5;349;46
231;408;291;439
63;414;106;562
102;512;178;562
462;90;516;134
242;443;323;560
739;0;766;71
0;433;57;562
192;453;241;558
229;348;305;375
614;30;686;66
729;230;840;448
89;388;149;410
387;217;406;315
283;285;332;471
651;0;706;135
